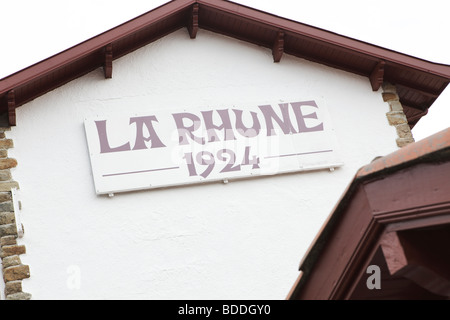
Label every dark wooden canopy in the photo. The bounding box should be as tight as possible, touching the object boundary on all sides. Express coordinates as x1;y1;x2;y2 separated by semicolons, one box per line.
1;0;450;127
288;127;450;300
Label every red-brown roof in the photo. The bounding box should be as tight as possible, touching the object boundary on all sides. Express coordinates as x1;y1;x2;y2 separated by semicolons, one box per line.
288;127;450;299
1;0;450;126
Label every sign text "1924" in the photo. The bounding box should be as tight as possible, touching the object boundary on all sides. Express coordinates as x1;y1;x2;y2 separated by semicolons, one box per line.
183;146;260;178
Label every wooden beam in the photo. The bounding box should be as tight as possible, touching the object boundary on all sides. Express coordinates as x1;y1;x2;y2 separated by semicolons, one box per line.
396;82;440;99
103;44;113;79
369;61;385;91
380;230;450;297
379;232;408;275
402;104;428;126
272;31;284;63
187;4;199;39
7;90;16;126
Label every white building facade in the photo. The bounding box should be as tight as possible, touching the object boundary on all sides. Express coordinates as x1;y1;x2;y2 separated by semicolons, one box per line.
1;0;448;300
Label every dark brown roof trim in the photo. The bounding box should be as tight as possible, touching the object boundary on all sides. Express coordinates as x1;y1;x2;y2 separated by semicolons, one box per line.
202;0;450;77
289;127;450;299
1;0;449;127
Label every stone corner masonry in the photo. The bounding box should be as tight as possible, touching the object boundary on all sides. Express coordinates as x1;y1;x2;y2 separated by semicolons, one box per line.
382;83;415;148
0;128;31;300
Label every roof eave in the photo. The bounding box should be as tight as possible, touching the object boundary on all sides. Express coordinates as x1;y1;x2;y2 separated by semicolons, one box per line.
1;0;449;127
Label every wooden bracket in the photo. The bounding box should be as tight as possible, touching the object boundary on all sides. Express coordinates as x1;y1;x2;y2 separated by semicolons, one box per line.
272;31;284;63
103;43;113;79
7;90;16;126
380;230;450;297
187;4;199;39
370;61;385;91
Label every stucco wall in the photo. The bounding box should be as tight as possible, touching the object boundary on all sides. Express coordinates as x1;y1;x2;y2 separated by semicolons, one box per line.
8;29;398;299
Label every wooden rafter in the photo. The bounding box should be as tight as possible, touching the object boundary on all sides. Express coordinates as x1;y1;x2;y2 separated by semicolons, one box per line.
7;90;16;126
103;44;113;79
272;31;284;63
187;3;199;39
370;61;385;91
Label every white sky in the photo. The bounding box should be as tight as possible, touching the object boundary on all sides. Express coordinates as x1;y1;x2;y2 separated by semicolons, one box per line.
1;0;449;141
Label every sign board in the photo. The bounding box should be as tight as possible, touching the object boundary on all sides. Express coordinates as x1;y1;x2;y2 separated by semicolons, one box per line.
84;100;343;195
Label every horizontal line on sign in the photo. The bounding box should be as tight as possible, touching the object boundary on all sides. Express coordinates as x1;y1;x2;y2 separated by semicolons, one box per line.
264;149;333;159
103;166;180;177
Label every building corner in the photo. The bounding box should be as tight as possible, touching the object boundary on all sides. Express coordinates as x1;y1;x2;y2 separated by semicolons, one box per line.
382;82;415;148
0;128;31;300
